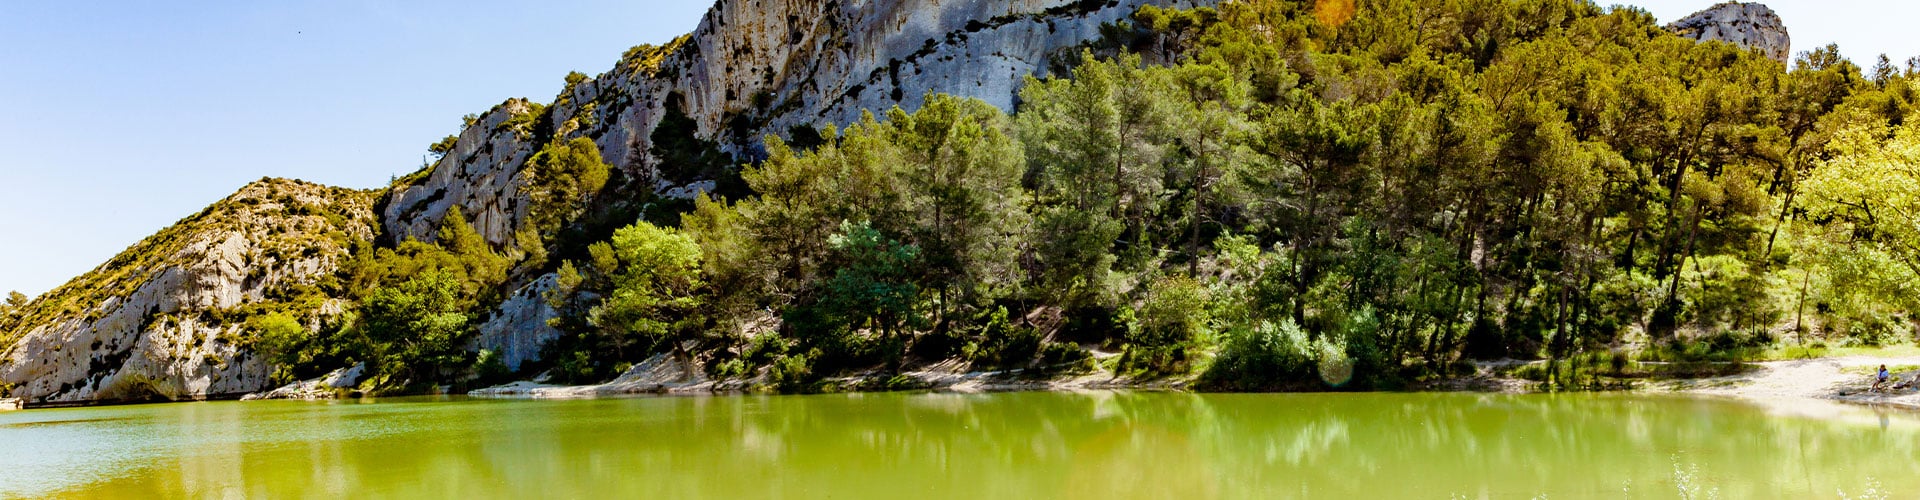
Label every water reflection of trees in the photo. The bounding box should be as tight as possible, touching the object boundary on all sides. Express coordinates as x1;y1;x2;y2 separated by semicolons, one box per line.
50;393;1920;498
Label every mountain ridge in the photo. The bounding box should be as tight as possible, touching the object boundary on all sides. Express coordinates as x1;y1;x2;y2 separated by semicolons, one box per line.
380;0;1217;249
1;179;378;401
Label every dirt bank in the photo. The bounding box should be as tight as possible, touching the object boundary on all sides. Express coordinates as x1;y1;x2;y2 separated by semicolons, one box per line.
468;355;1183;399
1664;355;1920;410
465;351;1920;413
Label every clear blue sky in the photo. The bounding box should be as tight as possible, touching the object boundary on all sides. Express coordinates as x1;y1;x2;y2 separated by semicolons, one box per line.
0;1;711;297
1;1;1915;298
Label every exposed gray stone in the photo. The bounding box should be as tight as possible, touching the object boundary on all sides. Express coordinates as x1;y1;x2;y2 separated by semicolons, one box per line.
1667;2;1791;63
241;363;365;400
0;180;378;403
383;0;1217;247
469;353;708;398
474;273;564;372
381;99;540;246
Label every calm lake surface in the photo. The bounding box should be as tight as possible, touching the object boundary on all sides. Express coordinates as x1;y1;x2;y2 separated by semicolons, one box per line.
4;391;1919;498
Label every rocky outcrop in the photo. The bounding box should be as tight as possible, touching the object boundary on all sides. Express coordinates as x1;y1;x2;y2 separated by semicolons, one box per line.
1667;2;1791;63
384;0;1216;246
241;363;364;400
381;99;541;248
0;179;379;403
376;0;1225;383
474;273;564;372
469;353;710;397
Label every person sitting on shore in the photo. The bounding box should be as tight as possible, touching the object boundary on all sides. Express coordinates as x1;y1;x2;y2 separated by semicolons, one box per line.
1872;365;1890;392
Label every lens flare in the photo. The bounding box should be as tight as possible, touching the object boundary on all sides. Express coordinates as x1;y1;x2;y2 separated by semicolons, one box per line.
1319;353;1354;387
1315;0;1356;28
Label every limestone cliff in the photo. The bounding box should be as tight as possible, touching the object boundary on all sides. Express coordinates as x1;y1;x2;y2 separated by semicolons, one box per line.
383;0;1215;247
1667;2;1791;63
0;179;379;403
383;0;1217;375
475;274;563;372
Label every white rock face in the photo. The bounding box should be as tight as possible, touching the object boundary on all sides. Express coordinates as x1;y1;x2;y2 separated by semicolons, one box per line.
0;179;378;403
241;363;364;400
382;99;540;247
1667;2;1791;63
469;353;708;398
474;273;564;371
384;0;1216;246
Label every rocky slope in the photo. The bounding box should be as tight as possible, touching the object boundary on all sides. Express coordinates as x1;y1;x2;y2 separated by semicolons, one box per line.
4;0;1804;404
0;179;379;403
386;0;1219;378
383;0;1215;248
1666;1;1791;63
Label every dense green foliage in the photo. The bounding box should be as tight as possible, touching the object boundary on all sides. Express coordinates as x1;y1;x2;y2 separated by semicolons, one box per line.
0;292;25;321
651;93;735;187
586;0;1920;391
593;221;706;354
427;135;459;158
255;207;516;390
357;270;473;386
523;137;613;234
49;0;1920;397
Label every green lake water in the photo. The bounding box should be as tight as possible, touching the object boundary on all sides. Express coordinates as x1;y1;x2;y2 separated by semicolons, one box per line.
3;391;1918;499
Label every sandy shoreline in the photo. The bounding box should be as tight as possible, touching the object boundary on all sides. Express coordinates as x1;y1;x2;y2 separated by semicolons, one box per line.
1664;355;1920;411
453;353;1920;412
465;355;1186;399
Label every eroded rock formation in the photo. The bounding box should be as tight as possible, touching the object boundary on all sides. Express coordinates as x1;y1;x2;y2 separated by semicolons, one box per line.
475;273;564;372
0;179;379;403
1667;2;1791;63
393;0;1219;379
383;0;1215;247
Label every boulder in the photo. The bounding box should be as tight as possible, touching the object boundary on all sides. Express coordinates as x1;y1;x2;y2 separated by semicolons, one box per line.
241;363;366;401
469;353;708;398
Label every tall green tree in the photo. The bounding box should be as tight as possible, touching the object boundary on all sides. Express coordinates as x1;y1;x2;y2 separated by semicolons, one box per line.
589;220;708;361
812;220;922;369
1016;53;1179;308
1804;110;1920;301
522;136;612;234
360;270;473;386
883;95;1030;326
